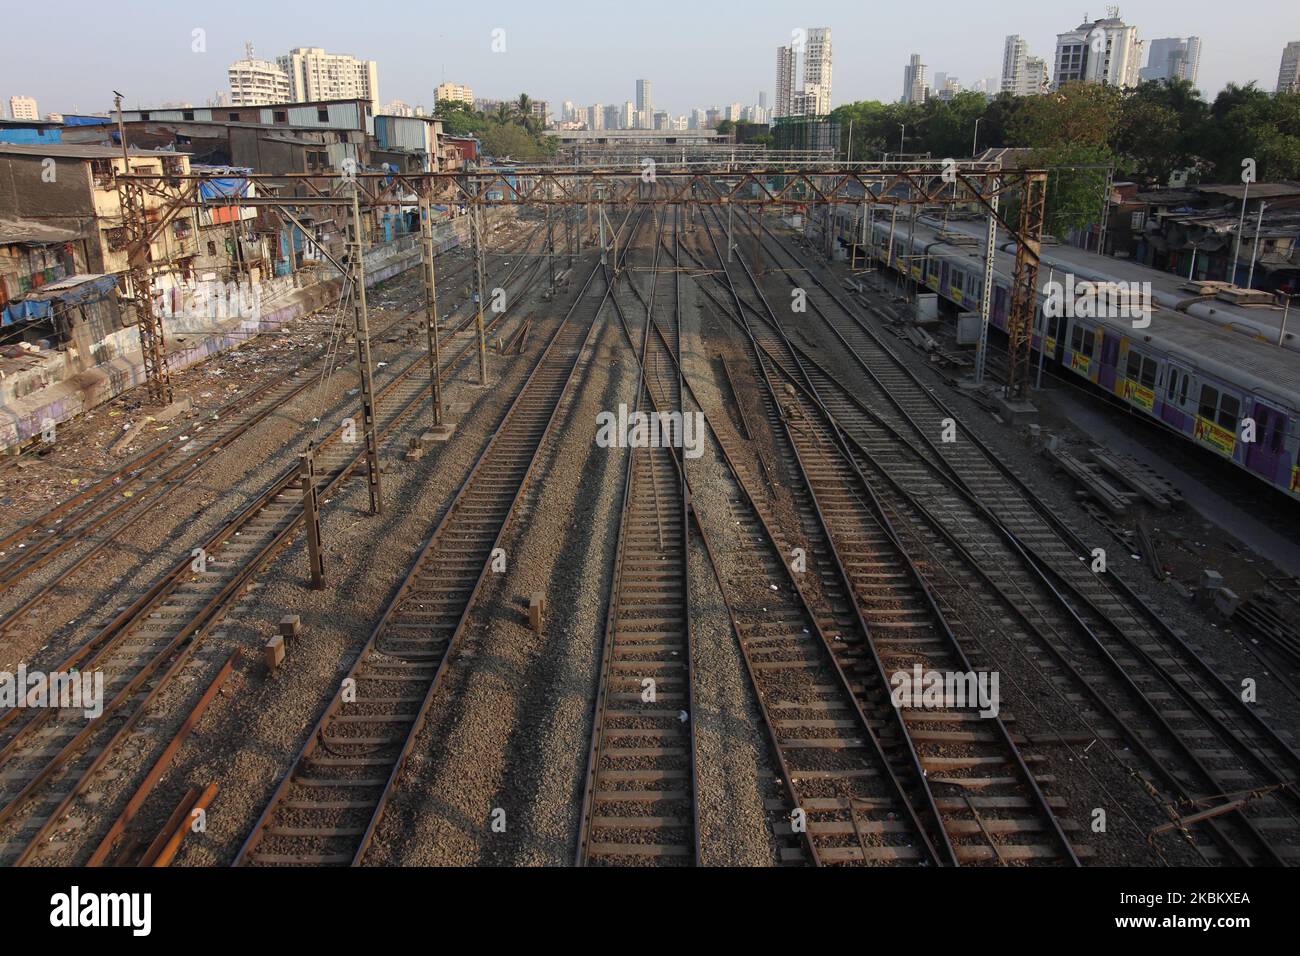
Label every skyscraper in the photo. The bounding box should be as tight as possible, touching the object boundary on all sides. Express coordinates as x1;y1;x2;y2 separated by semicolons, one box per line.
1053;14;1144;88
803;27;833;115
775;44;796;118
1140;37;1202;85
636;79;652;113
902;54;928;104
1002;35;1028;94
278;47;380;107
1277;41;1300;94
774;28;832;118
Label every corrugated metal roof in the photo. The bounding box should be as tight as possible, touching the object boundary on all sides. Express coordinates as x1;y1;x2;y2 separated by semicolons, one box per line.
0;219;83;245
0;143;183;159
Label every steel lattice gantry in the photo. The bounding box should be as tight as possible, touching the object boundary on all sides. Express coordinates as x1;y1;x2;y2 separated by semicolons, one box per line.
115;161;1049;403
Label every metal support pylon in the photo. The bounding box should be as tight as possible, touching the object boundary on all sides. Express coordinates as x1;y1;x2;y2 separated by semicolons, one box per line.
1005;170;1048;401
470;198;488;385
973;171;1000;387
349;188;384;515
419;192;444;427
299;447;324;588
114;118;173;406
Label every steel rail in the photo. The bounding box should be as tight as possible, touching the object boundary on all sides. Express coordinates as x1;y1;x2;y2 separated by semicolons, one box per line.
576;206;699;865
0;226;547;630
611;207;944;865
0;240;553;863
233;207;645;867
694;204;1078;865
733;209;1298;865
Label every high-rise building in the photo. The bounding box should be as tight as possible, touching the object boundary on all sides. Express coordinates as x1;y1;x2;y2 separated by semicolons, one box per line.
758;91;767;109
1277;41;1300;94
8;95;38;121
435;83;474;107
622;101;636;129
775;45;796;118
587;104;604;130
635;79;652;113
278;47;380;107
689;108;704;130
1053;14;1144;89
604;104;621;130
1025;58;1050;95
228;43;291;106
1140;37;1202;84
775;28;831;118
1002;35;1029;94
802;27;833;114
902;53;928;104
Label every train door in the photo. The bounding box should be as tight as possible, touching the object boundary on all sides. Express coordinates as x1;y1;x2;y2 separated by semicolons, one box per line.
1066;319;1099;383
1161;361;1193;432
1244;400;1292;485
1097;330;1122;393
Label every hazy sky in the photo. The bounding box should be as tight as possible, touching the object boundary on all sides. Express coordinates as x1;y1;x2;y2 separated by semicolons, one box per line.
1;0;1295;116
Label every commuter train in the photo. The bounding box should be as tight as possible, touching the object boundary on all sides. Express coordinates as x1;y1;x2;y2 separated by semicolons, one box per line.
820;206;1300;502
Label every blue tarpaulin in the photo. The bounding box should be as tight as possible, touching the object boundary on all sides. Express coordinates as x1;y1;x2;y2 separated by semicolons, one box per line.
2;299;52;325
3;274;117;325
194;166;253;201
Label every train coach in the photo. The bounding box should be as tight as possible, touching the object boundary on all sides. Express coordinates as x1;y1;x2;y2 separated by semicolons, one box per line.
819;206;1300;502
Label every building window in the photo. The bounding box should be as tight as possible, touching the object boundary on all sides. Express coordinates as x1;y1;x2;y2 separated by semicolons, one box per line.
182;110;195;121
317;107;329;122
229;112;240;122
91;158;113;187
105;227;129;252
273;110;288;123
139;112;150;121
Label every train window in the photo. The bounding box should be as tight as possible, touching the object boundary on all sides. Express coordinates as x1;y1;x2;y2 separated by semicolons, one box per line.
1198;384;1219;421
1218;393;1240;430
1198;383;1240;430
1126;350;1158;388
1070;323;1095;355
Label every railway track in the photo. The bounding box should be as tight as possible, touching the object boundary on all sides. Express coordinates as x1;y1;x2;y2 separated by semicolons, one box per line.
576;208;699;865
713;207;1300;864
690;206;1080;864
605;206;944;865
0;229;553;865
0;219;545;630
233;208;643;867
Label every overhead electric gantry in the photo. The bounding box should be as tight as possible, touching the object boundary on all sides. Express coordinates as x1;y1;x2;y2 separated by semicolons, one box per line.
115;160;1048;418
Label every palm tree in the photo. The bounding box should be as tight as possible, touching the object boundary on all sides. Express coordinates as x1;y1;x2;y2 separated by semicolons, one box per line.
493;102;513;125
515;93;532;121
